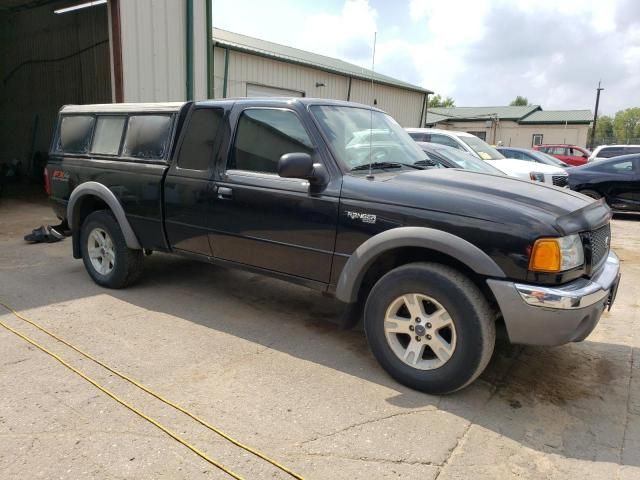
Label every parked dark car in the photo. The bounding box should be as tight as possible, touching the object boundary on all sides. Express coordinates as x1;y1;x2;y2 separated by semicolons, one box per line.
568;154;640;212
46;98;620;394
417;142;504;174
497;147;570;168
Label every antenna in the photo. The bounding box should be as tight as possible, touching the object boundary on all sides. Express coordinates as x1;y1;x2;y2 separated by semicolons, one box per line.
367;31;377;179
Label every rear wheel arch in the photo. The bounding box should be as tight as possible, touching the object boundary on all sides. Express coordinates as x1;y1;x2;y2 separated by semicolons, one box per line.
68;182;141;257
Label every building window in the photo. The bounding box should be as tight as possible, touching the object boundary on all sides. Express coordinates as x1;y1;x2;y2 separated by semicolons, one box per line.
467;131;486;141
532;134;543;146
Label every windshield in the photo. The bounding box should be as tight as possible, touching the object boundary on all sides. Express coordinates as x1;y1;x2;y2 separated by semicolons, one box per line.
530;150;569;167
310;105;427;171
460;135;505;160
432;146;504;174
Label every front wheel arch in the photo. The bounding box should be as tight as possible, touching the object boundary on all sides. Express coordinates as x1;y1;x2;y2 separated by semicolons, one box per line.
335;227;506;304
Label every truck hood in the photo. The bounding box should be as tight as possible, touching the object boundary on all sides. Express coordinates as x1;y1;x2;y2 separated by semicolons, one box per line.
486;158;566;176
343;168;610;235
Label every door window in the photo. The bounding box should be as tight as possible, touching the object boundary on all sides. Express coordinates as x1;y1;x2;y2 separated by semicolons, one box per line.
91;116;126;155
570;147;586;158
549;147;568;155
229;109;313;174
177;108;224;170
505;150;524;160
430;134;463;149
599;147;624;158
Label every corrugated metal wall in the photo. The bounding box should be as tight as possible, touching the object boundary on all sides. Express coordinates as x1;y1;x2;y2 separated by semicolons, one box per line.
350;78;425;127
118;0;208;102
119;0;186;102
214;48;349;100
212;46;425;127
0;3;111;173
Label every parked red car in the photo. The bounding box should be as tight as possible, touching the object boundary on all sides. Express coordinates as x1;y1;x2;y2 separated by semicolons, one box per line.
533;144;591;166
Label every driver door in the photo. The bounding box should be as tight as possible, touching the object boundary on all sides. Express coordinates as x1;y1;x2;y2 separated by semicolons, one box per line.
207;107;340;284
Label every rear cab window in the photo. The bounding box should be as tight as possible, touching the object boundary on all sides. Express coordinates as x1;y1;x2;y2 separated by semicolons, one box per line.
176;108;224;171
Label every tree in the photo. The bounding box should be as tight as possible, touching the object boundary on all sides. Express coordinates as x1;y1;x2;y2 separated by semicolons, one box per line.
509;96;529;106
428;94;455;108
613;107;640;143
588;114;614;144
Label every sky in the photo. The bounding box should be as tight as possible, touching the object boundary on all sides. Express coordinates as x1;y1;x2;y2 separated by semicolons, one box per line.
212;0;640;115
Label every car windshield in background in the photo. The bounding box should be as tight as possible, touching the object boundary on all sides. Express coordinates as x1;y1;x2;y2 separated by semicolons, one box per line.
534;151;570;167
310;105;427;171
433;146;503;174
460;135;505;160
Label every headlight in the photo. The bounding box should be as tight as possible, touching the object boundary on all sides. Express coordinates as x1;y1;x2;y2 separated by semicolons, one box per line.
529;234;584;272
529;172;545;182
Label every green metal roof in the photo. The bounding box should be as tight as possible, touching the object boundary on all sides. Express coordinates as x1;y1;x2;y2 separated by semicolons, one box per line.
425;105;593;125
519;110;593;124
428;105;540;121
212;28;432;94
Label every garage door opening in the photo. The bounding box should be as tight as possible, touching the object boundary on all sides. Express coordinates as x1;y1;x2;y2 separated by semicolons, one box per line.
0;0;112;200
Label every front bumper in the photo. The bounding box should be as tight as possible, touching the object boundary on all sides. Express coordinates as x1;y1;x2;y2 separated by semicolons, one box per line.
487;251;621;346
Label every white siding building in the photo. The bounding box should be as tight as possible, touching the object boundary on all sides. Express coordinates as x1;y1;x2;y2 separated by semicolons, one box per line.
211;28;431;128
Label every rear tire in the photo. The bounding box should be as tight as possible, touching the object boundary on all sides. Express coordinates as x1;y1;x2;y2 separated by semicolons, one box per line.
364;262;495;394
579;189;602;200
80;210;144;288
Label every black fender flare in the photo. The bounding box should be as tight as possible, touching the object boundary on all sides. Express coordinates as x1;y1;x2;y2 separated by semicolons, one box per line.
335;227;506;303
67;182;141;251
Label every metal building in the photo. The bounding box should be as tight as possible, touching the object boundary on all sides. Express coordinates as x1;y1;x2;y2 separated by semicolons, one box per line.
212;28;431;128
1;1;429;180
1;0;211;178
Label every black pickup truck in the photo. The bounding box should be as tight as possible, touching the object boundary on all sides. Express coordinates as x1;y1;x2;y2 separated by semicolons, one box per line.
46;98;621;394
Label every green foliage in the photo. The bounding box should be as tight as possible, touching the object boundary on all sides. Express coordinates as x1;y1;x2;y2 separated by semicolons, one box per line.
428;94;455;108
509;96;529;106
588;114;613;144
613;108;640;142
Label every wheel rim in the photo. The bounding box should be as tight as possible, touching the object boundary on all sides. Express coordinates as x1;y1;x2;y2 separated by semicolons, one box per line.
87;227;115;276
384;293;457;370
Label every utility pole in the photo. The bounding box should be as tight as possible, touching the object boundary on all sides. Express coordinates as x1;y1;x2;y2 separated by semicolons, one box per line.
590;81;604;148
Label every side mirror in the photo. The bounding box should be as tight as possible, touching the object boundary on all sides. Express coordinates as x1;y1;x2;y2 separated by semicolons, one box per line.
278;152;313;179
278;153;329;187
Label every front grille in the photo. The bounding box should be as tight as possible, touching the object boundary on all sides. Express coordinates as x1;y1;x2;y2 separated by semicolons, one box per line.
584;224;610;272
552;175;568;187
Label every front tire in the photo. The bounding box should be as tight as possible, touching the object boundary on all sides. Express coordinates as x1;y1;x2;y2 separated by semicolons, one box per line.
364;262;495;394
80;210;144;288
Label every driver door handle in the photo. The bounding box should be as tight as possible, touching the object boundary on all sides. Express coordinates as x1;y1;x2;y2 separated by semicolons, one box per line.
217;186;233;200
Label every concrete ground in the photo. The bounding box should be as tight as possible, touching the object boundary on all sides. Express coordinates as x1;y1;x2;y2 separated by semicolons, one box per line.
1;191;639;479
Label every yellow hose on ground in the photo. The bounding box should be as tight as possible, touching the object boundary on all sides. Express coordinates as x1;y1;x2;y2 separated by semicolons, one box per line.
0;302;305;480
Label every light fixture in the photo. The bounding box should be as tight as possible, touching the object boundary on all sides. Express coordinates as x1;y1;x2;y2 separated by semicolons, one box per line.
315;82;325;87
54;0;107;15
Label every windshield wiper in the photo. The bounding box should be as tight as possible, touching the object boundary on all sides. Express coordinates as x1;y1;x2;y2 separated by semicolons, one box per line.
351;162;424;171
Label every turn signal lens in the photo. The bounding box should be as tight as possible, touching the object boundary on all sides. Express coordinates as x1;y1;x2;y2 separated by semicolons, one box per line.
529;234;585;272
529;239;561;272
